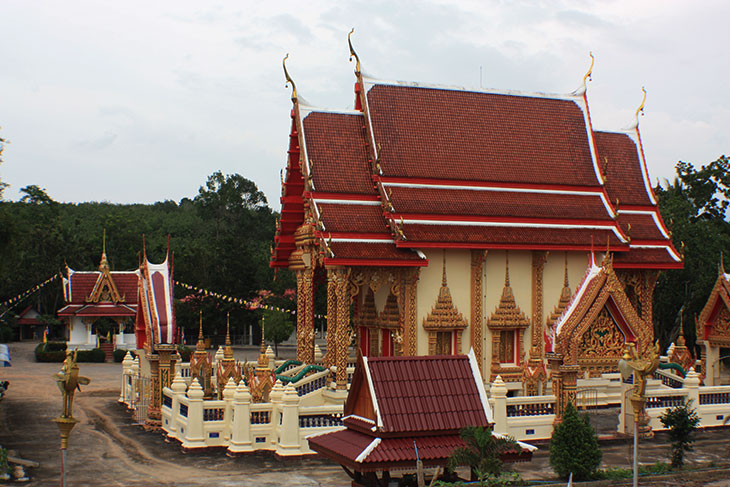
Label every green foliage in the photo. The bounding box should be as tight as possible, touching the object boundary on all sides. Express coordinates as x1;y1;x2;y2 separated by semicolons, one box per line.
549;402;602;481
595;462;671;480
76;348;106;362
0;323;14;343
0;446;9;476
44;341;67;352
447;426;520;481
434;471;522;487
35;342;105;362
177;345;192;362
654;156;730;351
263;310;294;356
660;399;700;468
34;342;65;362
0;130;8;200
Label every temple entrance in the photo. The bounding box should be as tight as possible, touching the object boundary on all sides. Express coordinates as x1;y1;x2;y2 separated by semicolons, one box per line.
92;317;119;343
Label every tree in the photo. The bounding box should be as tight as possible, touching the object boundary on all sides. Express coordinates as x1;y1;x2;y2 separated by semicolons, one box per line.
0;130;8;200
654;156;730;352
549;402;602;481
447;426;520;482
263;310;294;357
660;399;700;468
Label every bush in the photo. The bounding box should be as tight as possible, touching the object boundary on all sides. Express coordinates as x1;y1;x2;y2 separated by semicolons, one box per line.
177;345;192;362
45;341;67;352
77;348;106;362
660;399;700;468
0;325;14;343
113;349;136;362
549;402;602;481
447;426;522;484
34;342;66;362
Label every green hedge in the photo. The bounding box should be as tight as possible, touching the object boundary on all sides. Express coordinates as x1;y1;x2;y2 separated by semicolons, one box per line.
35;342;106;362
113;349;136;362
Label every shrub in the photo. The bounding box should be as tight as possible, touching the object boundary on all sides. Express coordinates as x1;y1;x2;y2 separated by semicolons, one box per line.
660;399;700;468
0;325;14;343
77;348;106;362
447;426;521;483
45;341;67;352
34;343;66;362
177;345;192;362
549;402;602;481
113;349;136;362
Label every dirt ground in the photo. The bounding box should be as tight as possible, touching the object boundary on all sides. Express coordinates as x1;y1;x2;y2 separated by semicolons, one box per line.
1;341;730;486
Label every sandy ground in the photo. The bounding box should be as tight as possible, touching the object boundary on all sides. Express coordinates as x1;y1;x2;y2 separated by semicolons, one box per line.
1;341;730;486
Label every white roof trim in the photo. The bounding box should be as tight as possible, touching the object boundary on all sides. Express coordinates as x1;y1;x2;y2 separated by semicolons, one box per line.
299;105;363;116
305;426;346;440
313;198;381;206
625;129;658;205
380;181;616;218
630;245;682;262
355;437;381;463
468;348;493;423
491;431;538;453
362;76;580;102
330;238;395;243
342;414;376;424
399;218;628;244
362;356;383;428
296;103;313;192
555;260;602;336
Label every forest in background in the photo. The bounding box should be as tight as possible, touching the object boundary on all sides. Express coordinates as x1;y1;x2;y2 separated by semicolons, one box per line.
0;151;729;354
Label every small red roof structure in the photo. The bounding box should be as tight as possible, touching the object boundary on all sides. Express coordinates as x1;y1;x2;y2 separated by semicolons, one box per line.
15;306;43;326
308;351;534;484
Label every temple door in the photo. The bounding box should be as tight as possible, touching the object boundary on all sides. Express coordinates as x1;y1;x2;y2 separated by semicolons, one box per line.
359;326;369;356
435;331;452;355
381;329;394;357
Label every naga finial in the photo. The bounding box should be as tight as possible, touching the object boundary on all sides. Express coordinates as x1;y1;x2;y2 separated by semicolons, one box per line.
348;28;361;75
634;86;647;122
282;53;297;101
583;51;594;85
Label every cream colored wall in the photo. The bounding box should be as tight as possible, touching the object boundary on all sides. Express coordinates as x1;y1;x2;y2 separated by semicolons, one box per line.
414;248;596;368
415;249;472;355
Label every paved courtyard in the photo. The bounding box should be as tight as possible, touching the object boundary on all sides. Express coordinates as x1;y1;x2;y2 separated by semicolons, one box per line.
1;341;730;486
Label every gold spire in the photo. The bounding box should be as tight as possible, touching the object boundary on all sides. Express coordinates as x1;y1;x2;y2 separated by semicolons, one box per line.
282;53;297;101
583;51;594;85
720;252;725;274
196;310;205;352
504;251;510;287
442;250;448;287
98;229;109;272
224;312;233;359
259;314;266;355
563;252;569;288
348;28;361;75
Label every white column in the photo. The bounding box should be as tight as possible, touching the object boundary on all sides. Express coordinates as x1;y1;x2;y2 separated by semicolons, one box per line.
490;375;508;435
276;383;301;455
222;378;236;442
269;380;285;448
167;372;187;439
685;367;701;406
119;352;133;403
182;378;206;449
228;382;253;453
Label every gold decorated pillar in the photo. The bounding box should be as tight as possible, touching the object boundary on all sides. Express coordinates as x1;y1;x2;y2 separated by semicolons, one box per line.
546;352;564;421
289;222;316;364
403;268;419;356
639;270;659;354
525;251;548;395
333;267;351;389
470;250;486;370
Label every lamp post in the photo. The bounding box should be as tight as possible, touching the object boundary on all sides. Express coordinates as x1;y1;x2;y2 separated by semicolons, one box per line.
617;342;660;487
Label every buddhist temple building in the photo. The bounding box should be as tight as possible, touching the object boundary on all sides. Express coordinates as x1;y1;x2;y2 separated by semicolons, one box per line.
696;258;730;385
271;39;682;394
58;235;138;351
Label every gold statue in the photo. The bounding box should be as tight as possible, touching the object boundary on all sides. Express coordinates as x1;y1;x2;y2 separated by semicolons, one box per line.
53;350;91;419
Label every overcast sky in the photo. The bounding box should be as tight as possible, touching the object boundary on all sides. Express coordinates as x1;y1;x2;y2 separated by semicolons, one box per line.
1;1;728;211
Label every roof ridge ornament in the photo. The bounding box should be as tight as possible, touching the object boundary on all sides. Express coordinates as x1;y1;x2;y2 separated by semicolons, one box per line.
348;28;361;75
573;52;594;96
631;86;647;129
282;53;297;102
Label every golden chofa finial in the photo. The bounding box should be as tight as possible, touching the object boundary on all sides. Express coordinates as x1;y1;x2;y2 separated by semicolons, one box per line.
634;86;647;126
583;51;594;84
282;53;297;101
348;28;361;75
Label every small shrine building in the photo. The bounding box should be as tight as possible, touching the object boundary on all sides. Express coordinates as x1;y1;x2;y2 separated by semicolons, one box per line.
270;40;682;394
58;237;138;350
696;259;730;385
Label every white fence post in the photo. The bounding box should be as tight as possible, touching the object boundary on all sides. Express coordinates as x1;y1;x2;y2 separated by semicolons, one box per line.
277;383;301;455
685;368;701;406
228;382;253;453
491;375;508;434
119;351;133;404
182;378;206;449
167;372;186;439
223;378;236;441
130;356;140;409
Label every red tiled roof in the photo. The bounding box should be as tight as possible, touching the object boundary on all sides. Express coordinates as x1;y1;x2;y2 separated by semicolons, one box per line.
387;186;614;221
67;272;138;304
366;355;489;433
617;213;666;241
326;242;425;266
595;131;654;207
58;303;137;317
317;203;389;234
613;247;682;268
367;84;599;186
397;225;627;250
303;112;374;195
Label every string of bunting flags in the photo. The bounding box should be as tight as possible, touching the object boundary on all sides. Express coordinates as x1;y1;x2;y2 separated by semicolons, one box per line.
0;273;60;309
173;280;328;319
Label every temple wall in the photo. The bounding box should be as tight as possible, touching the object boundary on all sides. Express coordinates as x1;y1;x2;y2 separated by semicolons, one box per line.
415;249;471;355
542;252;591;322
